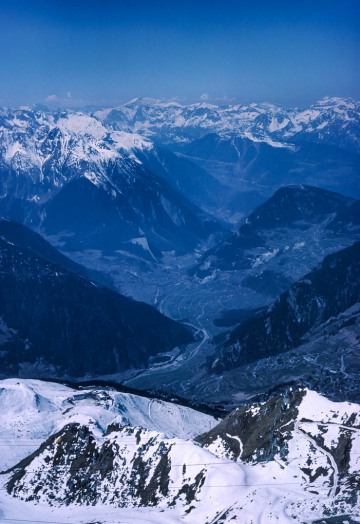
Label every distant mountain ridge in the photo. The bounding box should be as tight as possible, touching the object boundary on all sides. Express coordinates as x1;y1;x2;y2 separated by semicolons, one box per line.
97;96;360;213
0;97;359;249
96;96;360;153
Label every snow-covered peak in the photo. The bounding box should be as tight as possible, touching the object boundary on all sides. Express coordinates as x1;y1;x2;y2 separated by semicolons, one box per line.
0;108;154;194
123;96;181;108
316;96;357;109
187;102;219;110
51;111;107;138
297;97;359;118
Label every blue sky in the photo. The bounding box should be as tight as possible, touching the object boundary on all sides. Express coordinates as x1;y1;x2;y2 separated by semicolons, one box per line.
1;0;359;108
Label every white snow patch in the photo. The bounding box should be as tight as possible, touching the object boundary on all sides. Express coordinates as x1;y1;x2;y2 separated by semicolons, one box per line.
269;117;289;132
0;379;218;470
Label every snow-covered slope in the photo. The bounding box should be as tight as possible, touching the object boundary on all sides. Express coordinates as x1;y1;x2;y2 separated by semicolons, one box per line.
0;379;217;471
0;380;359;523
292;97;360;152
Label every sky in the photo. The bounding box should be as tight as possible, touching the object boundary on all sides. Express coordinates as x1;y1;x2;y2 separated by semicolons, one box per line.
0;0;359;108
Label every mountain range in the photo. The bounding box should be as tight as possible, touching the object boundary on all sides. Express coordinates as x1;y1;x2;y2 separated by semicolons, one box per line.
1;96;359;256
97;96;360;154
0;96;359;523
99;96;360;219
0;107;222;256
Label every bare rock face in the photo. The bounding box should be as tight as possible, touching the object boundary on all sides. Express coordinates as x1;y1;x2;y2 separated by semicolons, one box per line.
196;386;360;515
5;422;205;509
195;387;306;462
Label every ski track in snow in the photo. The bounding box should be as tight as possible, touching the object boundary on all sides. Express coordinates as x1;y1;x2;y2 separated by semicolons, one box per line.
295;420;338;498
225;432;244;459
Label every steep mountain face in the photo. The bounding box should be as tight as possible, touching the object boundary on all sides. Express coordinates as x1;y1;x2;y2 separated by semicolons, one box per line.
137;146;229;212
191;186;360;297
201;299;360;407
212;241;360;373
1;380;359;523
196;386;306;462
6;422;215;509
0;217;112;287
0;108;221;256
0;220;193;377
0;108;152;209
42;161;221;254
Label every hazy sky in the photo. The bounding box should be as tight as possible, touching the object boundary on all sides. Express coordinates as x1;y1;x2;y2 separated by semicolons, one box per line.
1;0;359;108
